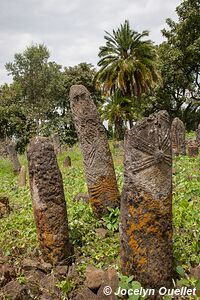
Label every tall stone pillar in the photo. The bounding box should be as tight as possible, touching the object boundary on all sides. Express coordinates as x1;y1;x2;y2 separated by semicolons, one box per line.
7;141;21;174
70;85;120;218
18;166;26;187
27;136;71;264
52;133;61;155
120;111;173;292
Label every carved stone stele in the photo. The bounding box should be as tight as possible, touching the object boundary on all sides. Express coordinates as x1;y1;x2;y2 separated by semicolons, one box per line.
171;117;186;155
0;197;10;218
70;85;120;218
27;137;71;264
120;111;173;292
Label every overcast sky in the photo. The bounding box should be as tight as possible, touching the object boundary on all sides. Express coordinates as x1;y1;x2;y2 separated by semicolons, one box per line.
0;0;180;84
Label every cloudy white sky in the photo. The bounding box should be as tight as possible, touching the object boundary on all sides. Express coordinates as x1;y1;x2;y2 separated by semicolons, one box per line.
0;0;180;84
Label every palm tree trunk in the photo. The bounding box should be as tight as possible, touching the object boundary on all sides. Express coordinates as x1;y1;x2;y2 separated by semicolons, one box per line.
129;119;133;128
114;117;124;140
125;89;134;129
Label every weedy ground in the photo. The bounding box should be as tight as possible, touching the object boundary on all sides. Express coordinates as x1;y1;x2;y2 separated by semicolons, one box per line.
0;142;199;296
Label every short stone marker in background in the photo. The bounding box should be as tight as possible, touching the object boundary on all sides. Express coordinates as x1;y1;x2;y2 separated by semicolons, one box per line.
73;193;89;203
196;124;200;147
0;196;10;218
18;166;26;188
0;139;8;157
7;141;21;174
120;110;173;291
188;140;199;157
171;117;186;155
27;136;72;265
70;85;120;218
63;156;71;168
52;133;61;155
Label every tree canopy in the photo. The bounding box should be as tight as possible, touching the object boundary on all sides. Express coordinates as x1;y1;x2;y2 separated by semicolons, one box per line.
95;20;161;136
1;1;200;149
0;45;100;149
145;0;200;129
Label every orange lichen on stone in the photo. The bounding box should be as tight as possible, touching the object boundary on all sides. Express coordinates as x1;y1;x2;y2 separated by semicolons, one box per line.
146;225;158;234
127;205;136;217
89;175;120;218
138;257;147;265
43;232;54;247
128;237;139;252
123;190;172;276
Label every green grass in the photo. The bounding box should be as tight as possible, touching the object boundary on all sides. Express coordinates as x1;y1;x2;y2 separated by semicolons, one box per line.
186;131;196;139
0;143;199;278
173;155;200;266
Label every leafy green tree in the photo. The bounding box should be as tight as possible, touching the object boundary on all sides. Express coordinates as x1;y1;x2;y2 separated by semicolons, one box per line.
63;63;101;104
162;0;200;101
35;63;101;145
6;44;63;134
56;63;102;144
146;0;200;129
3;50;101;148
0;83;35;152
95;20;160;128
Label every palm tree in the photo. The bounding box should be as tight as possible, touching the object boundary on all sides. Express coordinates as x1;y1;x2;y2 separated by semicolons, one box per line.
95;20;161;127
100;90;133;140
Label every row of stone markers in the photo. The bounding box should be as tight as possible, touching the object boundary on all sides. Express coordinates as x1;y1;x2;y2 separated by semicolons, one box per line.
25;85;198;296
4;134;70;190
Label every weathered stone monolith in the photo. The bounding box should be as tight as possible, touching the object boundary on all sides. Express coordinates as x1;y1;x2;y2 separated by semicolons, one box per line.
171;117;186;155
52;133;61;155
27;136;71;265
120;110;173;293
18;166;26;188
196;124;200;146
70;85;120;218
63;156;71;168
7;141;21;174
